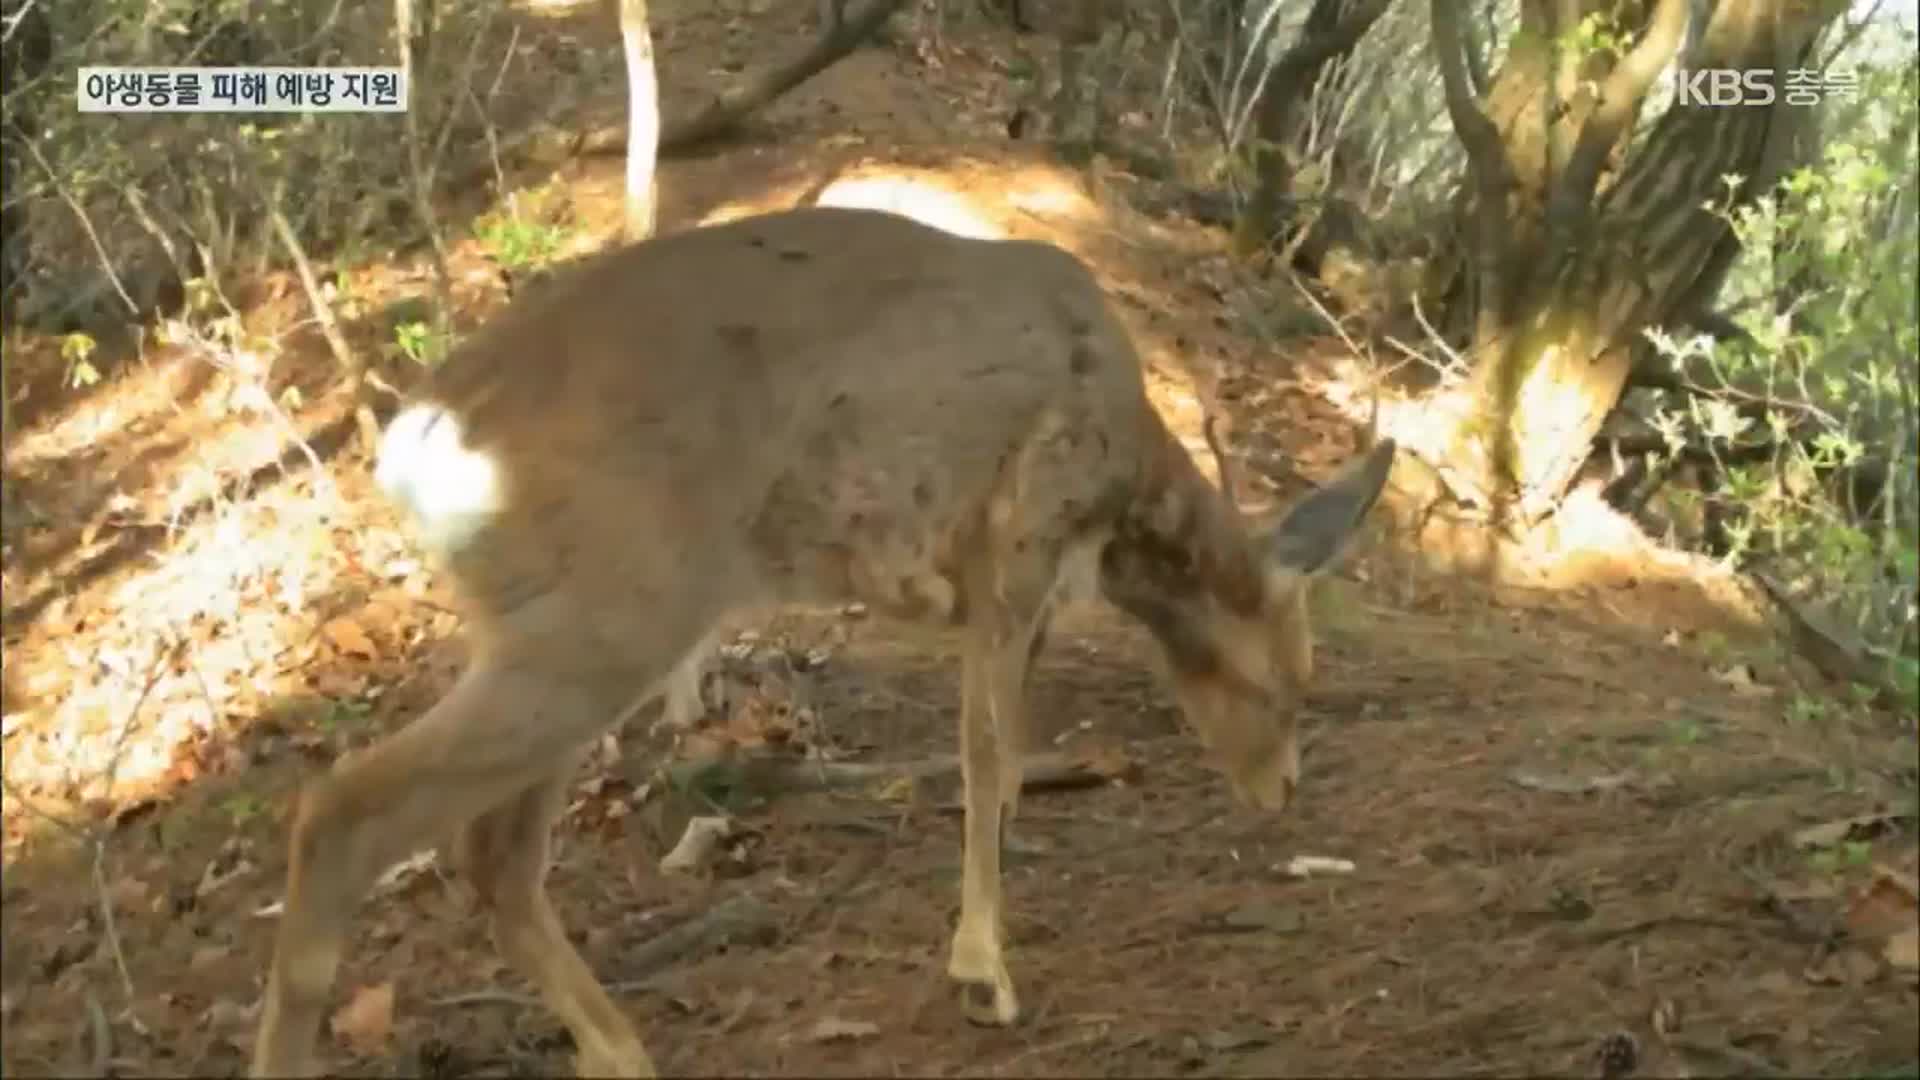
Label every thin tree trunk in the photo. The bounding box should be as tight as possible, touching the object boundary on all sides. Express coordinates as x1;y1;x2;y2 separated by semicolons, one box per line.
621;0;659;243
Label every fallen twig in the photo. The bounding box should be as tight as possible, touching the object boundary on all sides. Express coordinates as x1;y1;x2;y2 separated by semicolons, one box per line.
1507;769;1637;795
787;842;885;931
430;989;539;1009
1668;1036;1783;1077
434;895;776;1008
667;750;1126;801
1576;914;1750;945
84;992;112;1077
1745;874;1842;946
610;894;778;989
1752;569;1903;707
5;640;175;1036
663;0;911;151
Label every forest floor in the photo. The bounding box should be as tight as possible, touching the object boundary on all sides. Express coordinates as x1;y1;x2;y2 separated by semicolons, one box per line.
2;0;1916;1076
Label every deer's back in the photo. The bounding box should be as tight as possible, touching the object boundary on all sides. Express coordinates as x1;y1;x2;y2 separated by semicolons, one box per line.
385;208;1160;661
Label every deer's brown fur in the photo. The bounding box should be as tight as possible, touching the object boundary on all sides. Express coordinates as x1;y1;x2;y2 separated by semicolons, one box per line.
252;207;1394;1078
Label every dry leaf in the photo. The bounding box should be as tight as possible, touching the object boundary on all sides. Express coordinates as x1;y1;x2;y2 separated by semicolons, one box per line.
870;775;916;802
1073;746;1142;783
660;816;734;876
1766;879;1838;902
313;668;367;698
1711;663;1771;695
330;982;394;1055
1791;811;1911;850
1884;927;1918;972
1844;870;1920;942
108;875;151;909
1803;949;1879;987
806;1016;879;1043
1650;998;1681;1037
1872;864;1920;904
322;618;378;660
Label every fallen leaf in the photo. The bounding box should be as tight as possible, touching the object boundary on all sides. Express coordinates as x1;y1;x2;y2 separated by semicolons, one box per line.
1711;663;1771;695
189;944;231;973
202;997;258;1034
108;875;151;909
1844;870;1920;942
313;668;367;698
1790;811;1913;850
1803;949;1880;987
1766;879;1838;902
370;850;438;898
806;1016;879;1043
1872;863;1920;904
1650;997;1681;1037
1885;927;1918;973
660;816;735;875
321;618;378;660
1072;746;1142;783
331;982;394;1056
870;775;916;802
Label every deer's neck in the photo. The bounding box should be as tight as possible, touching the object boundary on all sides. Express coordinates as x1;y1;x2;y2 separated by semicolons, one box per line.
1111;433;1266;619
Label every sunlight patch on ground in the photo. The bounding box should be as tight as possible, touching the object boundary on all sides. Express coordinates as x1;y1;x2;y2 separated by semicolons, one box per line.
811;175;1007;239
697;159;1099;242
0;345;419;842
1308;352;1768;633
4;346;356;602
1;472;369;829
510;0;599;17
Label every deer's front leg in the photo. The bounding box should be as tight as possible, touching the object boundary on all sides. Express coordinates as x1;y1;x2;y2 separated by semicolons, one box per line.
946;619;1035;1026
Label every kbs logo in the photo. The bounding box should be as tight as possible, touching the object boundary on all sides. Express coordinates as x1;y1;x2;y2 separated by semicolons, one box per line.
1673;68;1776;106
1670;67;1859;107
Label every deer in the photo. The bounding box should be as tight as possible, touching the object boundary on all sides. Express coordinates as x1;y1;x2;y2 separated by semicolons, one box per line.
250;205;1396;1078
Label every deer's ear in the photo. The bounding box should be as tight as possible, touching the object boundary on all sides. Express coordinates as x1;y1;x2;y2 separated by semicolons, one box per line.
1263;438;1396;576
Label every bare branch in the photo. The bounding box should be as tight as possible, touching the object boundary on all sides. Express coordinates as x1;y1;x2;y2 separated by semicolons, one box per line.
1203;411;1240;511
1547;0;1691;231
1428;0;1511;199
659;0;910;152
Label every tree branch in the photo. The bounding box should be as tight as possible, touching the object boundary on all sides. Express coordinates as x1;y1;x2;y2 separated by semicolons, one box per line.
1546;0;1691;234
659;0;909;152
1429;0;1511;199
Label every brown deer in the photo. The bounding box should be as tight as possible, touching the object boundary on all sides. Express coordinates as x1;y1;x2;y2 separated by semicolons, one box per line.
251;206;1395;1077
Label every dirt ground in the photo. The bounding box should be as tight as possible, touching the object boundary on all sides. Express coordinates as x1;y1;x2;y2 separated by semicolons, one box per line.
2;1;1916;1076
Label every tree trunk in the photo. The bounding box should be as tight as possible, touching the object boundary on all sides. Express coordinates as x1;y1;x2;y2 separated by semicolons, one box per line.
1049;0;1107;162
1432;0;1841;525
621;0;660;242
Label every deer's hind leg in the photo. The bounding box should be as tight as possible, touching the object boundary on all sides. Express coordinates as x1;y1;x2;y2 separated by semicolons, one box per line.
457;755;654;1077
251;653;664;1079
